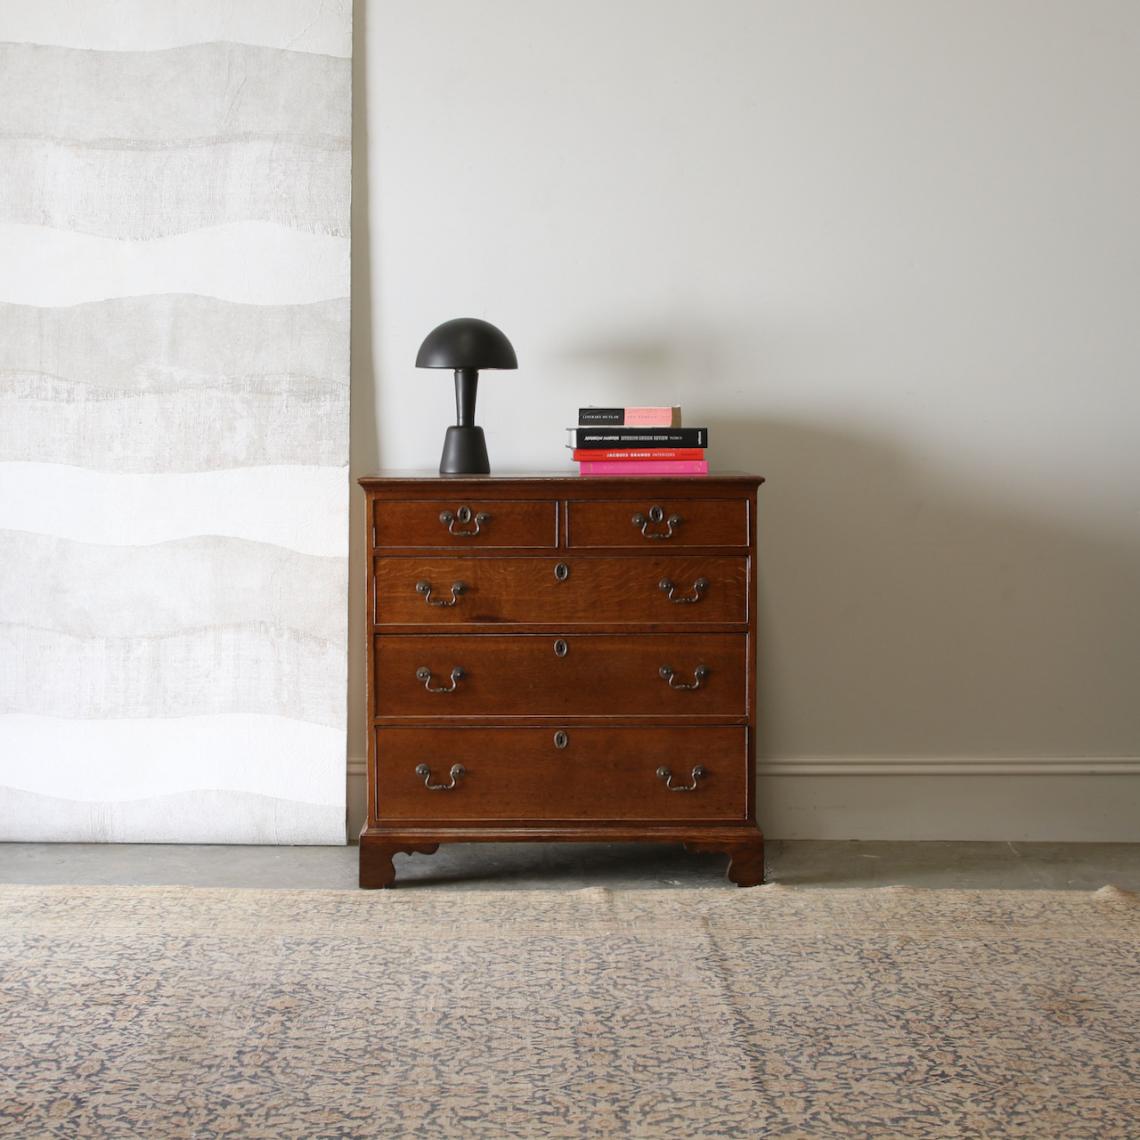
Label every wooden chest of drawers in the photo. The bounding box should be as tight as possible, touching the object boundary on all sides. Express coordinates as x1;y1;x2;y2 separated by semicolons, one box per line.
358;472;765;888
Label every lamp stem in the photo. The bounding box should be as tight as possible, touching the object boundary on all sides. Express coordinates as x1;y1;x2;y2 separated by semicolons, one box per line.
454;368;479;426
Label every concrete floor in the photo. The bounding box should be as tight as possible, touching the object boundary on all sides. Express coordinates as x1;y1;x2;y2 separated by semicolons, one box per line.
1;840;1137;891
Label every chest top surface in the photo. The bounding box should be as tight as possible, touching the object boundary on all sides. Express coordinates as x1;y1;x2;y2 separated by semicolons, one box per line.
360;471;763;499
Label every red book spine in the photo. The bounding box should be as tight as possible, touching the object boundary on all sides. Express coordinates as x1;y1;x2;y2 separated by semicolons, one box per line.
578;460;709;476
570;448;705;461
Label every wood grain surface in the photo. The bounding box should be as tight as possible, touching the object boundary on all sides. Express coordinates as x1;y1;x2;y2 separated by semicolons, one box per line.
373;556;747;626
361;474;765;887
374;633;747;720
374;726;747;822
566;497;748;549
371;498;558;549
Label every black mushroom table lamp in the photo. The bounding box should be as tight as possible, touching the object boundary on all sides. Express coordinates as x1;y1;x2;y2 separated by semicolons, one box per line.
416;317;518;475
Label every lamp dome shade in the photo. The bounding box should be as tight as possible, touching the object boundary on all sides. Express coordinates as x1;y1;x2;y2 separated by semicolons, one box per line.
415;318;518;370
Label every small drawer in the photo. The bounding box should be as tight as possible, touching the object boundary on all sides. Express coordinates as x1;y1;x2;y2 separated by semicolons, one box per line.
375;726;747;821
373;556;748;626
372;499;557;549
567;498;748;549
375;633;748;720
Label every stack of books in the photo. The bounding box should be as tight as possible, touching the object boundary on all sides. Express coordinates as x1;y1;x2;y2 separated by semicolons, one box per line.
567;406;709;476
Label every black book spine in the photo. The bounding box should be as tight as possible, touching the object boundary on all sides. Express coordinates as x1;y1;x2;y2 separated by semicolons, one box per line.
578;408;625;425
569;427;708;448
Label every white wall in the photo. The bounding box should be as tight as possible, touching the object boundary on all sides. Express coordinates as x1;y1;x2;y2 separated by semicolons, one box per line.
351;0;1140;839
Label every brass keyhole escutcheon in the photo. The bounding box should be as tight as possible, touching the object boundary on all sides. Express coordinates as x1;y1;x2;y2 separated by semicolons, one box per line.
456;505;472;524
554;639;568;657
554;562;570;582
553;731;569;749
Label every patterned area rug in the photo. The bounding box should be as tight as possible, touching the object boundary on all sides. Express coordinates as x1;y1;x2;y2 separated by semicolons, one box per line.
1;884;1137;1138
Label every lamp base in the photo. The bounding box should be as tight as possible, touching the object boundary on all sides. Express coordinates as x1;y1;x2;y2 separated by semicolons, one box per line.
439;425;490;475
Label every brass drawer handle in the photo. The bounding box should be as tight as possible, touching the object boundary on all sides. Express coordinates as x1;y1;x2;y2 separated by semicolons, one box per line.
440;506;490;537
656;765;707;792
415;580;466;607
415;763;465;790
658;576;708;604
659;664;709;690
415;666;465;693
632;505;682;539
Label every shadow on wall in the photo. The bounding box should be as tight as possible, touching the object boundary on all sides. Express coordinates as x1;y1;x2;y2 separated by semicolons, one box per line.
347;0;378;776
704;414;1140;762
556;336;720;406
528;330;1138;765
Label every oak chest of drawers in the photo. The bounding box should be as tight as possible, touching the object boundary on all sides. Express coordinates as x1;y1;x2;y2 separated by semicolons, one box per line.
359;472;765;888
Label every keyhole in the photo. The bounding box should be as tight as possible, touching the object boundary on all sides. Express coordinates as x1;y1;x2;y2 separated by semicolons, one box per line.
648;505;664;523
456;505;471;523
554;731;569;749
554;562;569;582
554;639;568;657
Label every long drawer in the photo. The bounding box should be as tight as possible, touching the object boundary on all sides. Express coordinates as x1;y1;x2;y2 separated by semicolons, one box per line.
373;556;747;626
374;633;747;719
375;726;747;821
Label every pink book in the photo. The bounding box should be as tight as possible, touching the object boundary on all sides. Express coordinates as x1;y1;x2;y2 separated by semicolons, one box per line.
621;406;681;427
578;460;709;476
577;406;682;427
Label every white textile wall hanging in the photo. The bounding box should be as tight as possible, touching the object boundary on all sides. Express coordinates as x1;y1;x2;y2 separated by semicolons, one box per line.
0;0;352;842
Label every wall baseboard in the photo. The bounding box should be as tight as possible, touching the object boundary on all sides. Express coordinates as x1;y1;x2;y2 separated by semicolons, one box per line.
346;758;1140;843
758;756;1140;777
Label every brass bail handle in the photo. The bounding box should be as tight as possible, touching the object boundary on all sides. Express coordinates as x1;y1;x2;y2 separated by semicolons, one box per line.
659;664;709;690
416;666;465;693
656;765;707;792
415;763;466;791
416;580;466;607
632;504;683;539
658;577;708;604
440;505;490;537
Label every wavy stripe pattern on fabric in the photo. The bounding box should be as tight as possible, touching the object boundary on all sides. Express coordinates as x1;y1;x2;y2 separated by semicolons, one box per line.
0;715;344;802
0;787;345;844
2;370;348;470
0;42;350;143
0;224;349;306
0;5;351;844
0;0;352;56
2;626;345;726
0;138;350;238
0;532;345;639
0;297;349;389
0;464;346;556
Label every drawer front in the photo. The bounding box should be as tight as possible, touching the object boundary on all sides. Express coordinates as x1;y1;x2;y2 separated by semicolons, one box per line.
374;556;747;625
375;726;747;821
375;634;747;719
567;498;748;549
372;499;557;549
